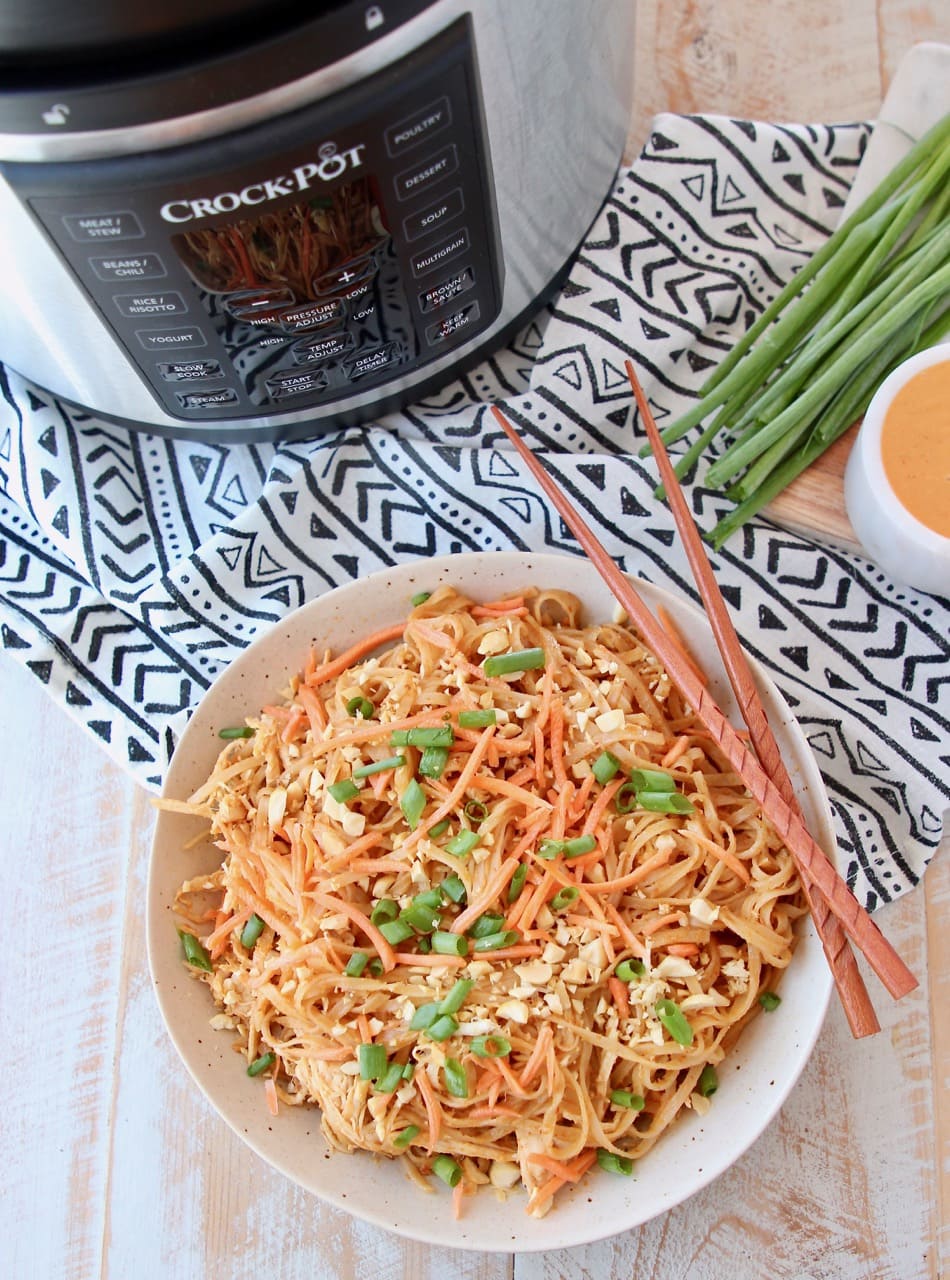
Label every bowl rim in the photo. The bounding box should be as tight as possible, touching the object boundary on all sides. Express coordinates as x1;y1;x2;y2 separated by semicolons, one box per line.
146;550;834;1252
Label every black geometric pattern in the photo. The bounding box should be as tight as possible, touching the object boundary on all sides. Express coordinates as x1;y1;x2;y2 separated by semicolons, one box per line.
1;114;946;910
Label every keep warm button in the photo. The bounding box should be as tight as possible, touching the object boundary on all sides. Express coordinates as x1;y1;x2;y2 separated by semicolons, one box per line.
91;252;166;282
426;301;481;345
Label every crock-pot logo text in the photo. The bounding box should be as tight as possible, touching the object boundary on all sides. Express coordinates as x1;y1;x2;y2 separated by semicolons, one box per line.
159;143;367;224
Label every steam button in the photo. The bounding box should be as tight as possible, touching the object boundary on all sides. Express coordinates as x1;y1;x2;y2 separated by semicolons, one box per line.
176;388;240;410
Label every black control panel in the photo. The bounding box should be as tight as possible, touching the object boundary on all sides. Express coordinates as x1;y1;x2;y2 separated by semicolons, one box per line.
3;17;502;423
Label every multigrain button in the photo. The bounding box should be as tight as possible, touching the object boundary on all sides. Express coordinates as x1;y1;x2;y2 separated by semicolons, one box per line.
291;331;354;365
136;326;207;351
90;252;166;282
393;144;459;202
177;388;240;410
265;368;330;399
417;266;475;313
402;188;465;243
158;359;224;382
63;211;144;242
411;228;469;278
115;291;187;317
425;301;481;345
384;96;452;157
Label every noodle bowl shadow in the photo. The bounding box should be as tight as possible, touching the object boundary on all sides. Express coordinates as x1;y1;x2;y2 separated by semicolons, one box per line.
147;551;834;1251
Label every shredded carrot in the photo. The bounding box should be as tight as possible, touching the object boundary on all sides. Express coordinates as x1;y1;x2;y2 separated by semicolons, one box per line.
357;1015;373;1043
581;777;623;836
527;1149;596;1183
415;1067;443;1149
452;1178;467;1220
468;1104;523;1119
408;619;456;650
307;703;468;755
603;901;647;957
661;733;691;769
451;853;521;934
404;726;497;853
492;1056;530;1098
280;708;308;743
643;911;684;936
470;596;526;616
310;891;397;971
549;699;569;789
305;621;407;686
533;721;545;789
583;847;676;894
475;944;542;961
608;975;631;1019
204;905;253;959
689;830;752;884
527;1149;598;1212
519;1024;553;1088
263;1077;279;1116
392;951;467;969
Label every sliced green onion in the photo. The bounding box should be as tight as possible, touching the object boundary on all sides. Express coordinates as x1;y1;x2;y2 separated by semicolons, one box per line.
358;1043;387;1080
440;874;467;905
472;930;520;952
438;978;474;1015
413;888;444;910
378;918;415;946
389;729;410;746
416;935;432;954
468;912;506;939
551;886;580;912
614;781;640;814
538;834;596;860
470;1034;512;1058
655;998;694;1046
432;1154;463;1187
353;754;405;778
247;1052;276;1077
327;778;361;803
370;899;399;926
628;768;676;792
759;991;782;1011
401;1062;415;1080
367;958;384;977
410;590;431;606
427;1013;459;1042
344;951;369;977
239;913;265;949
178;930;212;972
698;1065;719;1097
443;1057;469;1098
596;1149;634;1176
400;778;426;829
592;750;621;784
345;695;375;719
444;828;479;858
374;1061;406;1093
458;708;497;728
507;862;528;903
417;745;450;778
393;1124;420;1149
610;1089;645;1110
615;958;646;981
218;725;254;739
401;901;441;934
483;647;545;677
463;798;489;822
431;930;469;957
409;1002;441;1032
636;790;696;814
402;726;455;748
428;818;451;838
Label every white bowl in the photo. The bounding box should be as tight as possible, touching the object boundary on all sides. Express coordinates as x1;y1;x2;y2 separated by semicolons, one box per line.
844;344;950;597
147;551;834;1252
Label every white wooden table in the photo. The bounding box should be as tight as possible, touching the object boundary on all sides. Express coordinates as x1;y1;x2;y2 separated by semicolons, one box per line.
4;3;949;1276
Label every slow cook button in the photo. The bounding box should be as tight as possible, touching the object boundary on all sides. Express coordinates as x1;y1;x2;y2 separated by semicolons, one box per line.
393;144;459;202
426;300;481;345
343;343;398;381
402;187;464;243
135;326;206;351
384;96;452;157
264;368;330;400
281;299;344;333
411;228;469;278
176;388;240;410
62;211;144;242
417;266;475;313
158;359;224;382
90;252;166;282
115;291;187;317
291;331;354;365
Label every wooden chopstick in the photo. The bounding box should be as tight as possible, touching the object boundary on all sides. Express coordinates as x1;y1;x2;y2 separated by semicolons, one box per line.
625;361;880;1038
489;402;917;1002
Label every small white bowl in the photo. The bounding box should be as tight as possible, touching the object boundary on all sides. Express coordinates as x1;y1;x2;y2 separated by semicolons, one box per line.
845;344;950;597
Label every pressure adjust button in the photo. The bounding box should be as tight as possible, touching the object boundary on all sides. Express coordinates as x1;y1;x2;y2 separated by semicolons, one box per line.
393;144;459;202
281;299;344;333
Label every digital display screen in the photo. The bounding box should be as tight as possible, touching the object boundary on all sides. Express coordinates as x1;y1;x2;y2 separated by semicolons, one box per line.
170;174;389;302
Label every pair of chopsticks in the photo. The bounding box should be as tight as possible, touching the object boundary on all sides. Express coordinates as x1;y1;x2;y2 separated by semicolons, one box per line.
490;365;917;1037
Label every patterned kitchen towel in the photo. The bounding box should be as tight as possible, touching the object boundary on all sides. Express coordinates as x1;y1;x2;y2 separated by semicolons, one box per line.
1;114;947;910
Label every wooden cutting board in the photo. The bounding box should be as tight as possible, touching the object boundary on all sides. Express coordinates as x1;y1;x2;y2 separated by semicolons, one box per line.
764;424;861;551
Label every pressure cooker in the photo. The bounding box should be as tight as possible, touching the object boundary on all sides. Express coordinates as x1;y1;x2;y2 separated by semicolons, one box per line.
0;1;634;441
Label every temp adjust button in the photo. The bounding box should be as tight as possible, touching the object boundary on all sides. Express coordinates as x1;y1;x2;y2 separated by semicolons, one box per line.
264;368;330;400
402;188;464;243
62;212;144;242
90;253;166;282
394;144;459;202
115;291;187;317
291;331;354;365
176;388;240;410
426;301;481;345
158;360;224;382
418;266;475;313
